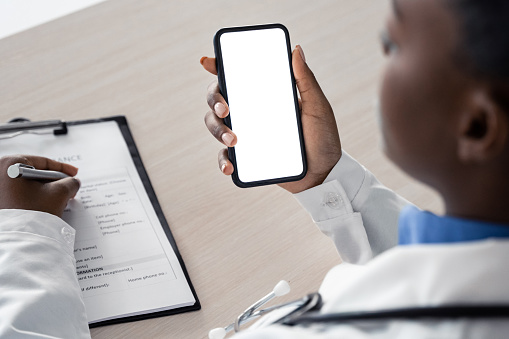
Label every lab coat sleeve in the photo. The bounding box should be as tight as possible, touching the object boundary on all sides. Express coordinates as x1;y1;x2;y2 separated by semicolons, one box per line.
0;209;91;339
294;152;410;264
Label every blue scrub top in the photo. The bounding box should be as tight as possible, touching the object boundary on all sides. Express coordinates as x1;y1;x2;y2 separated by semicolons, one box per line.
398;205;509;245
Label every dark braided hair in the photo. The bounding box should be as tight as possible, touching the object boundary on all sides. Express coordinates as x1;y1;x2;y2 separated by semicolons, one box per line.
447;0;509;109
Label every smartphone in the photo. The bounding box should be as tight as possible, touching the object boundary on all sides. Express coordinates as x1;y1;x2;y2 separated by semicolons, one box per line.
214;23;307;188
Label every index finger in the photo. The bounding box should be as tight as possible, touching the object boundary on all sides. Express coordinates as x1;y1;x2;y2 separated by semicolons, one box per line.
200;56;217;75
24;155;79;176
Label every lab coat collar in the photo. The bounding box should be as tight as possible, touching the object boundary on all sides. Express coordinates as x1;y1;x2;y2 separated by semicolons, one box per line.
398;205;509;245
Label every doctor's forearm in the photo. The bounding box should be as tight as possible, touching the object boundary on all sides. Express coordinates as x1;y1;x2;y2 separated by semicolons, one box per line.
0;209;90;338
295;152;410;260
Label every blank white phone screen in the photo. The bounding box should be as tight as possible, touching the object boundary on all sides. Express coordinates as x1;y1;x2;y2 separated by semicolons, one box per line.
220;28;304;183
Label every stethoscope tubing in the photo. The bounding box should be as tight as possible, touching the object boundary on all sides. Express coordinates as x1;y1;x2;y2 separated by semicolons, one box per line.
283;305;509;326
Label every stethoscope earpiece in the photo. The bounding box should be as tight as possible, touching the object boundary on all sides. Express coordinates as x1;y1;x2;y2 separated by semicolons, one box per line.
208;327;227;339
273;280;290;297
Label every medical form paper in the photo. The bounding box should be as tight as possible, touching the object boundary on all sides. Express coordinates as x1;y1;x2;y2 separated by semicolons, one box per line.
0;118;198;325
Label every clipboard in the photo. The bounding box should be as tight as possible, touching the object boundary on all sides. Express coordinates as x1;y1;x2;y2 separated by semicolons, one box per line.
0;116;200;327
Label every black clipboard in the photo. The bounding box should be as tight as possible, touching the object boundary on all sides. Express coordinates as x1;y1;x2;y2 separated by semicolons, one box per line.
0;115;201;327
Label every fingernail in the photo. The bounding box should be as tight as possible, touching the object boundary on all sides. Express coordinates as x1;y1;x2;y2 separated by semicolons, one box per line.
214;102;226;116
296;45;306;63
222;133;234;146
200;56;207;65
221;163;226;173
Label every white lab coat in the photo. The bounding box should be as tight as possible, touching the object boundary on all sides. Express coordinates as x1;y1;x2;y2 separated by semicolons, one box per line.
0;153;508;338
0;209;90;338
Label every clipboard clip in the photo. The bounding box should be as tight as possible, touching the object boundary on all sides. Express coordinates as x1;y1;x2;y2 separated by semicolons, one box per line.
0;118;68;140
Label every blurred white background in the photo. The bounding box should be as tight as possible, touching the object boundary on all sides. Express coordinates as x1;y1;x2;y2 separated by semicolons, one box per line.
0;0;107;39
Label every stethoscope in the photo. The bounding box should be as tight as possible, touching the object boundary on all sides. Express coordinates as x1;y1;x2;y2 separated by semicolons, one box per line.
209;280;317;339
210;280;509;339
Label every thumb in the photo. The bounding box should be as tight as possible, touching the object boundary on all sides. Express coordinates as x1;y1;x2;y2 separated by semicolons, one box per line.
200;56;218;75
292;45;327;104
47;177;81;202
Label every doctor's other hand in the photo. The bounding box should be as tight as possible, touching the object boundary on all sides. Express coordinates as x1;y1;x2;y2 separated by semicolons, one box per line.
201;45;342;194
0;155;81;218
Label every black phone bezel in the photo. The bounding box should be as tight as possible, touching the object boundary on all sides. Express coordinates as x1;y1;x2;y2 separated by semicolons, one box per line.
213;23;307;188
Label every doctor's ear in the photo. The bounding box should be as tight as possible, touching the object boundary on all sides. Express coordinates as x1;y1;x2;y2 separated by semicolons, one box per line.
457;89;509;164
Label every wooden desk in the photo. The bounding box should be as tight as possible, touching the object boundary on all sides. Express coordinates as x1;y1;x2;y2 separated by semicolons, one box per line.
0;0;442;338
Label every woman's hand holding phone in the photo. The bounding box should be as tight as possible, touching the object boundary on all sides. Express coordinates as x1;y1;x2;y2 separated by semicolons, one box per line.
202;44;342;194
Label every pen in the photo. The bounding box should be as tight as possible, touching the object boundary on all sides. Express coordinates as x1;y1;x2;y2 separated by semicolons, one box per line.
7;163;70;181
